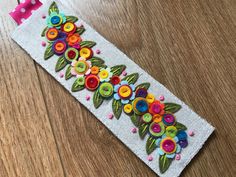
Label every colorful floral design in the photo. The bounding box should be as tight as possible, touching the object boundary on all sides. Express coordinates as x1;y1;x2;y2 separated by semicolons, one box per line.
114;81;135;104
47;12;66;28
71;58;91;77
42;2;190;174
98;68;112;82
157;136;181;158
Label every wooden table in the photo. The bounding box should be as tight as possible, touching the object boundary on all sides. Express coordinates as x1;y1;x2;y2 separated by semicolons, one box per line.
0;0;235;176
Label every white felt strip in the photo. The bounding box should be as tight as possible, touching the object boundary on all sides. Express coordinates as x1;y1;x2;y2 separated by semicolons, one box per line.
11;1;214;176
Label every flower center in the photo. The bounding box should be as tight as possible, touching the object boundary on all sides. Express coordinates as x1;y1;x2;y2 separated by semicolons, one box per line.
46;28;59;40
151;123;161;133
152;104;161;114
51;15;61;25
68;50;76;59
79;47;92;59
142;113;152;123
164;115;174;123
99;70;109;79
136;100;148;113
75;61;88;74
63;22;75;32
162;114;176;126
110;76;120;85
85;75;100;90
65;48;79;62
149;122;165;137
55;43;64;51
99;83;114;98
124;104;132;114
118;85;132;99
70;36;77;43
161;138;176;154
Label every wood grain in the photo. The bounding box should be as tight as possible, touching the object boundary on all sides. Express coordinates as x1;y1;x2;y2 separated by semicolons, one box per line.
0;0;236;177
0;1;65;177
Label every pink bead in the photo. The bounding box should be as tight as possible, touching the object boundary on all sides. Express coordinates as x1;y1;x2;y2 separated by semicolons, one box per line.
131;127;137;133
86;95;91;101
41;41;46;47
122;70;127;76
175;154;181;160
107;113;114;119
188;130;195;136
95;49;101;54
147;155;153;161
159;95;165;101
42;14;46;19
59;72;64;78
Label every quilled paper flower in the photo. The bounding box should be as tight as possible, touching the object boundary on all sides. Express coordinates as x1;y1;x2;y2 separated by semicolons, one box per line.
149;122;165;137
142;113;152;123
66;33;82;46
156;136;181;159
98;82;114;98
64;47;79;62
165;126;178;138
98;68;113;82
114;81;135;104
46;28;59;40
123;104;133;114
135;88;148;98
110;76;121;85
149;100;165;115
146;93;155;103
85;75;100;90
91;66;99;75
132;97;149;115
152;114;162;123
46;12;66;28
52;40;67;55
71;57;92;77
61;22;76;34
162;114;176;126
79;47;93;59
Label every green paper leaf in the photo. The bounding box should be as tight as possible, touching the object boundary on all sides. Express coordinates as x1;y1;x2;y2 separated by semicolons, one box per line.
44;42;54;60
41;27;48;37
135;82;150;91
175;122;187;131
48;2;59;15
80;41;96;48
146;136;157;154
90;57;105;67
66;16;78;23
55;56;67;72
122;73;139;84
159;154;173;174
111;65;126;76
112;99;122;119
139;123;149;139
71;78;85;92
130;113;140;126
98;65;107;69
93;89;104;109
164;103;182;113
76;26;85;35
65;65;73;80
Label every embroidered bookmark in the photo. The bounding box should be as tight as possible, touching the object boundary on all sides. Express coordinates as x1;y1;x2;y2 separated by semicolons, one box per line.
10;1;214;176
